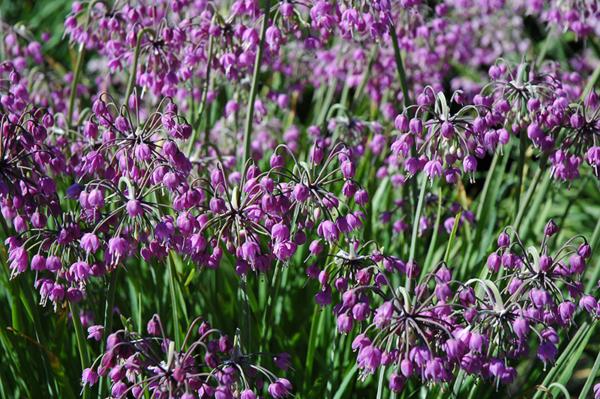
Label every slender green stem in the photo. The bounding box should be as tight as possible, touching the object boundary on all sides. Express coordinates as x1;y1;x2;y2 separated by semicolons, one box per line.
259;262;280;352
583;64;600;99
409;177;427;263
100;271;119;349
67;1;98;128
535;27;555;67
125;28;155;102
579;350;600;398
316;79;336;126
238;277;251;352
188;34;215;157
303;305;321;391
325;331;339;396
260;206;300;353
168;254;181;348
242;0;271;165
0;215;9;236
444;211;461;264
70;303;89;367
514;157;547;233
584;217;600;293
475;151;500;222
69;302;89;399
423;185;442;272
375;339;393;399
407;176;427;292
389;22;410;108
515;128;527;219
532;322;591;399
350;47;377;110
389;20;419;220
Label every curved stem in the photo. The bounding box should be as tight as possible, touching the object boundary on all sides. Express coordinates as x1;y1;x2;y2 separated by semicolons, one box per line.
242;0;271;165
389;19;419;218
67;0;99;128
583;64;600;99
389;22;410;109
188;34;215;157
125;28;155;102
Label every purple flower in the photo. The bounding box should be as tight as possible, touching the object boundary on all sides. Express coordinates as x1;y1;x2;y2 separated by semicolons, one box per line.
512;317;529;340
108;236;129;263
293;184;310;202
341;160;355;179
558;301;575;324
87;325;104;341
31;254;46;271
80;233;100;253
389;372;405;392
268;378;292;398
537;342;557;365
273;353;291;371
357;345;381;374
579;295;597;313
497;232;510;248
318;220;339;242
544;220;559;236
126;199;143;218
337;313;353;334
463;155;477;173
111;381;128;398
424;159;442;179
373;302;393;328
87;188;104;208
82;368;98;387
241;390;257;399
70;261;91;281
487;253;501;272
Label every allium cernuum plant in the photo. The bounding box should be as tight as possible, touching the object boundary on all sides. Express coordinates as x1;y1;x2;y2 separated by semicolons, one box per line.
0;0;599;398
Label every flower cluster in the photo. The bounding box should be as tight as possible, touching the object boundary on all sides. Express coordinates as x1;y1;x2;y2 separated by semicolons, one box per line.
327;220;598;391
83;315;292;399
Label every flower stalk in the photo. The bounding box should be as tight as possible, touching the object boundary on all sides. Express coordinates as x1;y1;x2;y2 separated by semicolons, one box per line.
242;0;272;165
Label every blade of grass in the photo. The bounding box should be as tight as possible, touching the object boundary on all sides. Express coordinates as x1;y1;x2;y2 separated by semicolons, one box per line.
579;350;600;398
69;302;89;399
333;364;358;399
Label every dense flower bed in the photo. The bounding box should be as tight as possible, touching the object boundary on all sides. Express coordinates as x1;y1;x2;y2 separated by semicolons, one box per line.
0;0;599;398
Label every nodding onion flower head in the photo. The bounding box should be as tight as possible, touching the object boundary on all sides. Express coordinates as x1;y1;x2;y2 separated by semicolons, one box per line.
486;219;592;318
78;94;192;181
84;315;292;398
392;87;505;183
484;61;598;182
347;262;458;386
